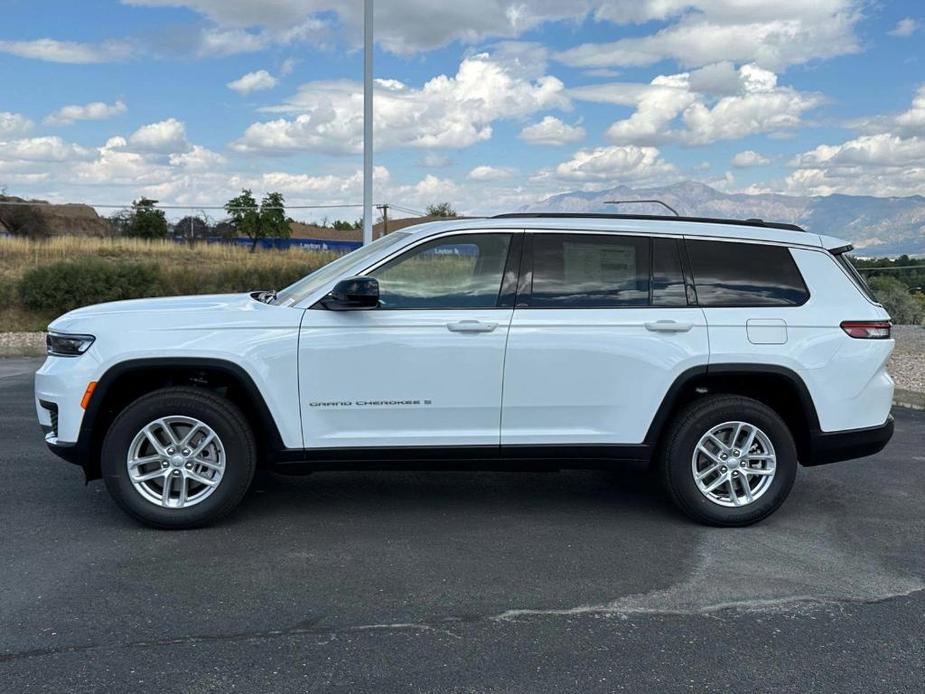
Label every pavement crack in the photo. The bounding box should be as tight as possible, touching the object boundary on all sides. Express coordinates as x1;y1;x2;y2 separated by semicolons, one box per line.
491;585;925;622
2;587;923;664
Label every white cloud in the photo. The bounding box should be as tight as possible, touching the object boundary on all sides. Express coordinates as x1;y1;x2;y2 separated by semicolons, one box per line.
467;165;516;181
552;145;678;183
573;64;820;146
888;18;919;37
731;150;771;168
194;19;328;57
233;52;568;155
787;87;925;197
0;136;94;163
419;153;452;168
227;70;279;95
0;38;133;63
558;1;862;71
124;0;589;54
894;85;925;136
128;119;190;153
169;145;226;170
0;112;33;138
519;116;585;145
44;100;127;126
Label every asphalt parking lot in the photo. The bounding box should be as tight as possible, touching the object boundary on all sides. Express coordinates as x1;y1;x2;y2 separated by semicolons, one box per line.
1;358;923;693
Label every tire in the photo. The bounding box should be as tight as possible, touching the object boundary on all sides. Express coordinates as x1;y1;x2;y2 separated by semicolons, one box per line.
102;387;257;529
658;395;797;526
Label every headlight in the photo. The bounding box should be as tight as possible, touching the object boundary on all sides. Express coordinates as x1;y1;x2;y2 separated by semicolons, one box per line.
46;332;95;357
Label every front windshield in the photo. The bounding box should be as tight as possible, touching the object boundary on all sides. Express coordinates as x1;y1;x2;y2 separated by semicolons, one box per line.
274;233;410;307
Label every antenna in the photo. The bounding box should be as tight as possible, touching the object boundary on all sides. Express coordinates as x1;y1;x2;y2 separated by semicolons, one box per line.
604;199;680;217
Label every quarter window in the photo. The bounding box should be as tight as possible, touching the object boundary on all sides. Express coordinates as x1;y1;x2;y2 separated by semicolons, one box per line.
529;234;650;307
370;233;512;309
686;240;809;307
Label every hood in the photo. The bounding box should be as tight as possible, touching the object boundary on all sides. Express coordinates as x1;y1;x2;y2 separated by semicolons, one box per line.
49;293;261;331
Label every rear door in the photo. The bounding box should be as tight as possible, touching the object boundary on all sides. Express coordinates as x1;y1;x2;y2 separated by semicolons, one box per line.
299;230;522;449
500;232;708;446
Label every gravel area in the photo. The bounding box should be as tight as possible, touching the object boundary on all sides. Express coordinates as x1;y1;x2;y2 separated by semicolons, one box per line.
3;326;923;391
890;325;925;393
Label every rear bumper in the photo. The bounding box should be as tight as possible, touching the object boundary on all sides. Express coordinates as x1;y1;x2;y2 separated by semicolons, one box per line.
804;415;894;466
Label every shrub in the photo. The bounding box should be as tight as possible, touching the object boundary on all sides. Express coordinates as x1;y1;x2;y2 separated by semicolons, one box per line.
868;276;924;325
18;258;160;313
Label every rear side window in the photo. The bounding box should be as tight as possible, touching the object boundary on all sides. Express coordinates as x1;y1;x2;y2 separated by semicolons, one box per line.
652;238;687;307
529;234;650;307
686;240;809;307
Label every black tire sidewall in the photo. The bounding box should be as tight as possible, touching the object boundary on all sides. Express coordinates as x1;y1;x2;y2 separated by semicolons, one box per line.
664;398;797;526
102;389;255;529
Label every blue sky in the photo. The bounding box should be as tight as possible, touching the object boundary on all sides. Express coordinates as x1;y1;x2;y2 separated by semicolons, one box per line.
0;1;923;221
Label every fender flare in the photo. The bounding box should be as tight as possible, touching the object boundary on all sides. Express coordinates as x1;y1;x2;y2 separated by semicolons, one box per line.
643;363;822;445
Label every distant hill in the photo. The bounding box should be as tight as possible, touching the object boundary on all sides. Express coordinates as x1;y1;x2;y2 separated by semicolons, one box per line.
525;181;925;257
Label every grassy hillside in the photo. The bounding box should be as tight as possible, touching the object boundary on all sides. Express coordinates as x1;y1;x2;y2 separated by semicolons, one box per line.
0;238;340;332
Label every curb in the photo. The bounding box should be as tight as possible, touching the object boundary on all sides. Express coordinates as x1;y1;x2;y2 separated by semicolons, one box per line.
893;388;925;411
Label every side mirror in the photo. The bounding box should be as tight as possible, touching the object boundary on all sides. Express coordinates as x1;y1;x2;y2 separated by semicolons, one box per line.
321;276;380;311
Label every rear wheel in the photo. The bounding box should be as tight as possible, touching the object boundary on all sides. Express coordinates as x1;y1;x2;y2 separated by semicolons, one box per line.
102;387;256;529
659;395;797;526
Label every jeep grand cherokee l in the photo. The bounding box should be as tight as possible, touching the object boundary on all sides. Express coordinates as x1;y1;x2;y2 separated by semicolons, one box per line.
35;213;894;528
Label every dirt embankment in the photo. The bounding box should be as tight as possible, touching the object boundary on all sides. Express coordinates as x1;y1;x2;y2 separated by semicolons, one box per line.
0;196;111;236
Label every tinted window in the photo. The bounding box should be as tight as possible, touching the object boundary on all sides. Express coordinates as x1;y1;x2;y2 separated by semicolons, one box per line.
529;234;650;307
371;233;511;309
687;240;809;306
652;238;687;307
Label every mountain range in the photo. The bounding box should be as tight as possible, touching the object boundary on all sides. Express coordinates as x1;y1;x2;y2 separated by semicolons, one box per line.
525;182;925;257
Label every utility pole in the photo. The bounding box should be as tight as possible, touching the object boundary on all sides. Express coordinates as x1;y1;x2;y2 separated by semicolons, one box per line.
376;203;389;236
362;0;373;246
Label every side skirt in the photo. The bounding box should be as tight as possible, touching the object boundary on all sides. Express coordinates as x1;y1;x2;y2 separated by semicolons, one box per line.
269;444;653;474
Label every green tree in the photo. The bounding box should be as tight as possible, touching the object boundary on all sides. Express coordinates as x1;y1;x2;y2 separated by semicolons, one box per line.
426;202;457;218
224;190;290;251
174;215;211;242
125;198;168;239
224;189;260;250
259;191;290;247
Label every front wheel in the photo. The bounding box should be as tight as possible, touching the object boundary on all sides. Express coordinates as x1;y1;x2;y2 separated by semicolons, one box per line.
101;387;256;529
659;395;797;526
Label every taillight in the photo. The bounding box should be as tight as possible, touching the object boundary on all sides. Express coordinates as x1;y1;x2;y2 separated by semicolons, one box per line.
840;320;891;339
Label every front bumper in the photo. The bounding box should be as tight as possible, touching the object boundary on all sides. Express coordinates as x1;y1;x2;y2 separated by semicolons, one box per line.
804;415;894;466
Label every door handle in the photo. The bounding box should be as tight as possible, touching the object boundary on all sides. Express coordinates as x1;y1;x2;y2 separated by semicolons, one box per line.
645;320;693;333
446;320;498;333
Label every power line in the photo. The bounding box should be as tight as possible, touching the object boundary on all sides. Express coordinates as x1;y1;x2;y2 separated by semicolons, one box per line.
856;265;925;272
0;200;372;211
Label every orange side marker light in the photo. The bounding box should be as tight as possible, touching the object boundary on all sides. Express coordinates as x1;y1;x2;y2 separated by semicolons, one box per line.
81;381;97;410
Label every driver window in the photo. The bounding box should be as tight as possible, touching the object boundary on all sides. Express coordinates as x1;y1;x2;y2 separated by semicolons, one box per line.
370;233;512;309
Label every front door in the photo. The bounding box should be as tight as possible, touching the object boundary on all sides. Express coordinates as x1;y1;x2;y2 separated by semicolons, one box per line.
299;230;521;449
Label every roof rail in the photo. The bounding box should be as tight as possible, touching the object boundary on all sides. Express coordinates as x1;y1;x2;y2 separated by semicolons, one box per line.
605;199;680;216
491;212;805;232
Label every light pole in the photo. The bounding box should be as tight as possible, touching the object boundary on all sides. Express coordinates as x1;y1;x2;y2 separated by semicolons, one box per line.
362;0;373;245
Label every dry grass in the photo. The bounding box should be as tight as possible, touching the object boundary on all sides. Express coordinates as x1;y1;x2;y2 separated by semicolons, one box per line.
0;237;343;331
0;236;340;282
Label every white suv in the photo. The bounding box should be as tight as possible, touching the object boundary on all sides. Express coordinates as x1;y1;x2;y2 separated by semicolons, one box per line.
34;213;895;528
